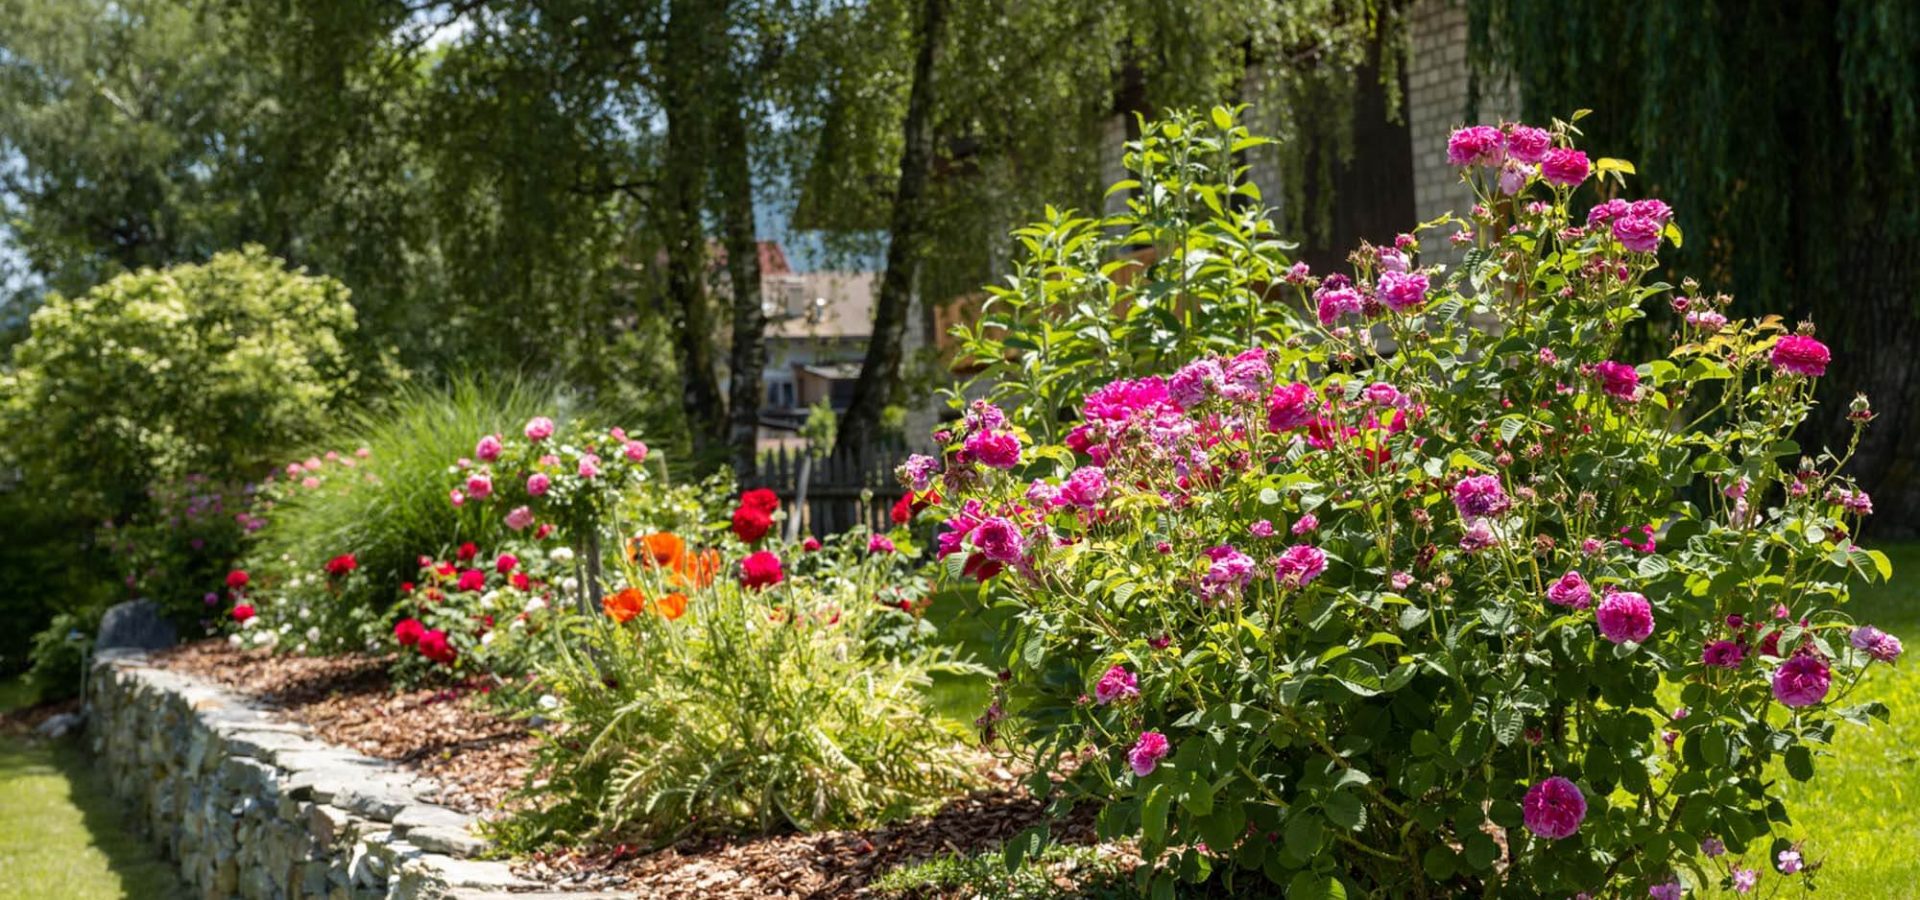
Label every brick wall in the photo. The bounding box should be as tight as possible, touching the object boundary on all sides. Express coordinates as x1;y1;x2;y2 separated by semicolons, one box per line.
1405;0;1519;268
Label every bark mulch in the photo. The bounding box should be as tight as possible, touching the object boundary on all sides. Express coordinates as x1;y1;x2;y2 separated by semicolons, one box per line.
146;641;1122;898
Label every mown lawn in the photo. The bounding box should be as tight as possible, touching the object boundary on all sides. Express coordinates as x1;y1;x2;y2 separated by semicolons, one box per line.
916;545;1920;897
0;680;187;900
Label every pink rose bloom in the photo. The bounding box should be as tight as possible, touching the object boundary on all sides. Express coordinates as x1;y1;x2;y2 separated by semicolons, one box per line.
449;489;466;507
1094;665;1139;705
1168;358;1225;409
1201;545;1256;599
965;430;1022;470
1586;198;1630;228
456;568;486;592
1057;466;1108;510
1851;625;1904;663
301;476;321;490
1595;590;1655;644
1024;479;1059;508
1459;519;1498;552
1362;382;1404;407
475;434;503;462
1771;335;1830;377
1452;474;1511;518
1446;125;1503;166
1314;284;1364;325
1594;360;1640;402
524;417;555;441
1249;520;1275;537
578;454;601;479
504;506;535;531
1291;514;1319;535
1497;158;1531;196
1686;309;1728;332
1732;868;1757;893
1702;640;1746;668
1772;653;1831;707
1219;349;1272;402
1273;544;1328;588
495;553;518;574
526;473;551;497
1377;247;1410;273
971;516;1027;564
1546;570;1592;610
1613;215;1663;253
1505;125;1551;163
304;457;323;471
1521;776;1586;839
465;473;493;500
898;454;941;493
1127;731;1171;777
1377;270;1429;312
623;440;648;462
1081;378;1173;424
1540;148;1589;186
1649;881;1684;900
867;534;897;554
1266;382;1317;432
1630;199;1673;224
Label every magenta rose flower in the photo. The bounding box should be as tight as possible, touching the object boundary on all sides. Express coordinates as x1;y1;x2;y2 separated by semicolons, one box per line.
965;430;1022;470
1540;148;1590;186
465;473;493;500
526;473;551;497
1314;284;1364;326
1546;570;1592;610
1772;653;1831;707
475;434;503;462
1127;731;1171;777
1521;776;1587;839
1201;544;1256;600
1272;544;1328;588
1852;625;1904;663
1505;124;1551;164
1770;335;1831;377
1266;382;1317;432
971;516;1027;564
1594;360;1640;401
1702;640;1746;668
1595;590;1655;644
524;416;555;441
1057;466;1109;510
1094;665;1139;705
1378;270;1430;312
1452;474;1511;518
1168;358;1225;409
1446;125;1503;167
504;505;535;531
1613;215;1663;253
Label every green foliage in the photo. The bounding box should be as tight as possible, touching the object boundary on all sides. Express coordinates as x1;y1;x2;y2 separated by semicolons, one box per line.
936;112;1891;896
25;611;93;700
491;525;978;851
1;246;385;519
872;844;1134;900
234;379;587;645
0;489;114;675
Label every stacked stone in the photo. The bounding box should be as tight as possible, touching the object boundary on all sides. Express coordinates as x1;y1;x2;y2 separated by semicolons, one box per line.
86;650;615;900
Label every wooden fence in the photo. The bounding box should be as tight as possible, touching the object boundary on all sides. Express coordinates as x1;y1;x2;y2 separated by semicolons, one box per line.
753;441;914;536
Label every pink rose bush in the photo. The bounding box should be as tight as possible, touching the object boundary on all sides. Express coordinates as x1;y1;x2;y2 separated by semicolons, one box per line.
937;108;1891;898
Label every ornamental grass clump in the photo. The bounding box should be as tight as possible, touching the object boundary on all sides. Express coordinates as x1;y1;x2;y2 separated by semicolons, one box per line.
934;108;1895;898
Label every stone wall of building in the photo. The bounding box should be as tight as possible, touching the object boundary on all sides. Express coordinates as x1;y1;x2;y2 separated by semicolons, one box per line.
85;650;611;900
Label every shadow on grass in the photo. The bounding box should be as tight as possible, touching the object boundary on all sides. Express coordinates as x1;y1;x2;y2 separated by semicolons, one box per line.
0;679;189;899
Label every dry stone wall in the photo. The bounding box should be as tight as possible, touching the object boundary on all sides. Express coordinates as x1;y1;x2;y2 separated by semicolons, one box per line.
86;649;614;900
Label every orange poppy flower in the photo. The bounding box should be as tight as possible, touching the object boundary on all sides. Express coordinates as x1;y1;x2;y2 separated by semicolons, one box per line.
603;587;646;623
671;548;721;589
631;532;685;569
653;592;688;621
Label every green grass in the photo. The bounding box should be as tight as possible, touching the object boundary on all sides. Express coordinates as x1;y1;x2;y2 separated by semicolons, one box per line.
1771;542;1920;896
872;844;1135;899
0;681;188;899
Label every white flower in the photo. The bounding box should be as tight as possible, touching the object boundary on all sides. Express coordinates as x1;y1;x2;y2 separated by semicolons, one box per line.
306;627;321;643
561;577;579;594
298;606;311;620
480;631;496;646
538;694;559;710
257;630;279;646
242;616;259;630
227;634;244;647
549;546;576;564
523;596;548;613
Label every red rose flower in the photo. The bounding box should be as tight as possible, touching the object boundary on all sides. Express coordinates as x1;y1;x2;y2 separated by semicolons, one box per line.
802;536;822;552
230;604;255;623
393;618;426;647
740;551;784;590
434;561;456;578
400;582;415;593
324;553;358;577
418;629;457;665
456;569;486;592
456;542;478;562
495;553;518;574
740;488;781;514
225;570;250;590
510;572;531;591
890;493;914;525
731;505;773;543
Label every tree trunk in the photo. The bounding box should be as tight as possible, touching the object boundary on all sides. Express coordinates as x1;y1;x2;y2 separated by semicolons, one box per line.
716;71;765;481
838;0;948;455
662;0;727;458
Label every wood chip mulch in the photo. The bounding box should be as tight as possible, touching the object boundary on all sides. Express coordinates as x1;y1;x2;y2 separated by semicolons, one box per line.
517;781;1113;899
150;640;537;813
145;641;1128;898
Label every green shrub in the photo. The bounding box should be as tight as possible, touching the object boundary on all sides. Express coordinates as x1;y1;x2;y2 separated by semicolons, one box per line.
0;245;392;520
932;109;1890;897
872;845;1134;900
